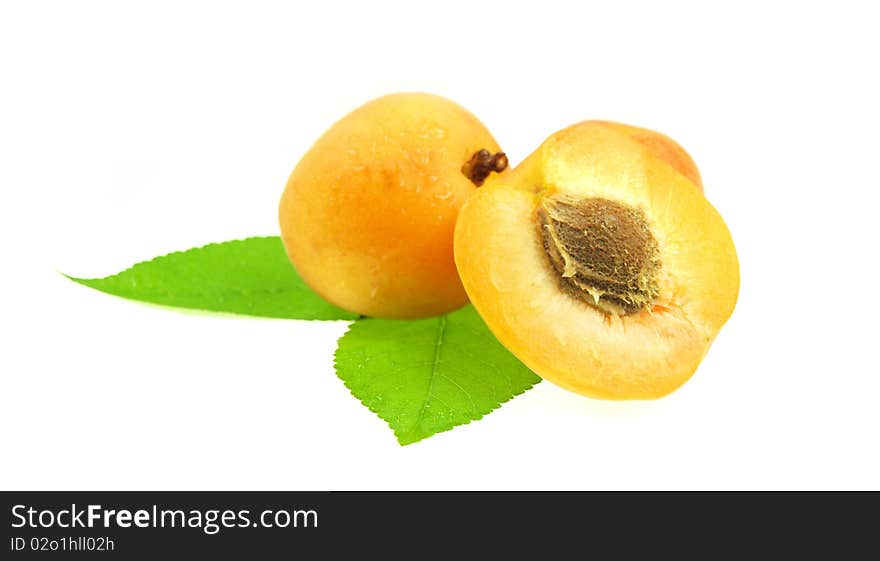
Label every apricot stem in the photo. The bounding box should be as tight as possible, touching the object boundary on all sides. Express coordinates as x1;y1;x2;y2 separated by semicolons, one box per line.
461;149;508;186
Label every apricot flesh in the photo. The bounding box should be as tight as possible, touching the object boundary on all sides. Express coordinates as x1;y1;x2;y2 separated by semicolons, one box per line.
454;121;739;399
279;93;503;318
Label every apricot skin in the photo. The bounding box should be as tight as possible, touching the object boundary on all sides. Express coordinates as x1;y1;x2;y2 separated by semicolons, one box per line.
279;93;502;319
595;121;703;191
454;121;738;400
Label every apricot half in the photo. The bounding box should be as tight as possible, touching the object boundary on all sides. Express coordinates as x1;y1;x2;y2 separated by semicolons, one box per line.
454;121;739;399
279;93;505;318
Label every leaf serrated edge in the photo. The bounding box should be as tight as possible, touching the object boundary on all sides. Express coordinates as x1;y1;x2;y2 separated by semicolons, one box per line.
394;373;540;445
66;235;282;285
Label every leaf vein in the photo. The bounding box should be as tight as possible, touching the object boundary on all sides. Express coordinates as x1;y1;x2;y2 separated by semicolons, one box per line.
408;315;447;434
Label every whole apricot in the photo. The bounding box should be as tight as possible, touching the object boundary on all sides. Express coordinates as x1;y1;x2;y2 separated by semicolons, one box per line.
279;93;505;318
454;121;738;399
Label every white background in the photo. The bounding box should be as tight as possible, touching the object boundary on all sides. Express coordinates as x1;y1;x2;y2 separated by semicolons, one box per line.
2;0;878;490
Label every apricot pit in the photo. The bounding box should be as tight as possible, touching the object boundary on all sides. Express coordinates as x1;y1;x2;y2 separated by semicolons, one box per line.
538;195;661;315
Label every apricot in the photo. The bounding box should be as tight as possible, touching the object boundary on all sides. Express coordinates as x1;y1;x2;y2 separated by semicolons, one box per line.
279;93;505;318
454;121;739;399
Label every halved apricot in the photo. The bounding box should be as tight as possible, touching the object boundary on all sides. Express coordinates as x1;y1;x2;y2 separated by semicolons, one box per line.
454;121;738;399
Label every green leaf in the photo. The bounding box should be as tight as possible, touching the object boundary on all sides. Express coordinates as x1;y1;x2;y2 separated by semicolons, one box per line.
334;305;540;445
66;236;358;320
